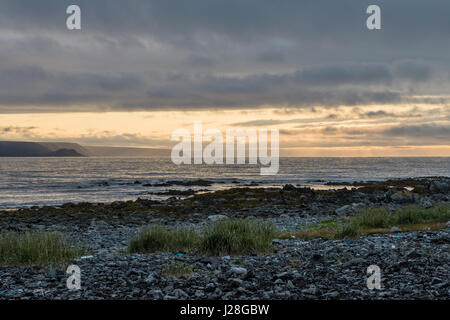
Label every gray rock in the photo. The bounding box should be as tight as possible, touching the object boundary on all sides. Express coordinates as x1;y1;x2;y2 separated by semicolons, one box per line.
208;215;228;222
406;248;419;258
324;291;339;298
274;279;283;285
391;191;415;203
351;203;366;212
48;269;58;279
310;253;324;264
335;205;352;216
418;197;433;208
431;277;443;285
390;226;402;233
429;180;450;193
301;286;317;295
173;288;189;299
145;273;157;284
343;257;366;267
195;290;205;298
230;278;243;287
287;280;295;290
276;272;291;279
148;289;163;299
230;267;248;277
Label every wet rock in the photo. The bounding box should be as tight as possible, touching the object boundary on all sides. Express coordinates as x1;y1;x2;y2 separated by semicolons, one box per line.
282;184;297;192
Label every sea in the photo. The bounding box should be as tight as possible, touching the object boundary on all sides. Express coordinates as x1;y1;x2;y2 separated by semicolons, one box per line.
0;157;448;209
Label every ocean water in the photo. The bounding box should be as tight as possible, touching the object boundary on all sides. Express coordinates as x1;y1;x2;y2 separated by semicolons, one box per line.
0;157;448;208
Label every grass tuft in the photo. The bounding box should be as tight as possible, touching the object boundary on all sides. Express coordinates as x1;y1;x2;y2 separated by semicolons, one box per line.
352;208;393;228
394;204;449;225
200;219;277;255
353;204;450;229
128;219;277;256
0;231;87;268
333;223;360;240
128;225;199;253
280;204;449;241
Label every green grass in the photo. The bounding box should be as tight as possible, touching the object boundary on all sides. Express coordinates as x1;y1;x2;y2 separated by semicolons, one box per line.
333;223;360;240
394;204;449;224
200;219;277;255
128;205;449;253
0;231;87;268
352;204;450;229
128;225;199;253
352;208;393;228
128;219;277;256
280;204;450;240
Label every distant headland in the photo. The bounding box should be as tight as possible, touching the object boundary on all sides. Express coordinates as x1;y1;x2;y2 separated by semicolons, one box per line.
0;141;170;157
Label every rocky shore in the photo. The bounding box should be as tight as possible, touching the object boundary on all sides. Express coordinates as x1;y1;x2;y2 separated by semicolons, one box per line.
0;177;449;300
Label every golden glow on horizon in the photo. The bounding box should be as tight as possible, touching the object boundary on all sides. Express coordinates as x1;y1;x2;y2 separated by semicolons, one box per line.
0;103;449;156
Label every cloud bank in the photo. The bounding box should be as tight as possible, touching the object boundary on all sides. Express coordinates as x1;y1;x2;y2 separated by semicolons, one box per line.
0;0;449;112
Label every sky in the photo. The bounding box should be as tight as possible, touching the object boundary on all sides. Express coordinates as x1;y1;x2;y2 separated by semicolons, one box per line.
0;0;449;156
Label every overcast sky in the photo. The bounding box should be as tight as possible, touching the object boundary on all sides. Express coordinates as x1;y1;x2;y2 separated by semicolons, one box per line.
0;0;449;156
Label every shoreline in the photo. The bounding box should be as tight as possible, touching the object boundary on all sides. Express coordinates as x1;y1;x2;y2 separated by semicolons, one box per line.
0;177;449;300
1;175;449;210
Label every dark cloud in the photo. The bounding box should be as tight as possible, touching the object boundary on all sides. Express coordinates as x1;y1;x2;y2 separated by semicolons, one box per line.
0;126;37;135
279;122;450;147
382;124;450;139
362;110;396;118
76;132;171;147
0;1;449;112
0;62;436;111
393;60;434;82
231;119;285;127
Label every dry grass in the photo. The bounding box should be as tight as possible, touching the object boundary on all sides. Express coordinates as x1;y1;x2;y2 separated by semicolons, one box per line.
278;204;449;241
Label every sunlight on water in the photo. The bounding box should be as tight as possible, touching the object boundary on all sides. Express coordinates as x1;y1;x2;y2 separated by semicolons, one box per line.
0;157;448;208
